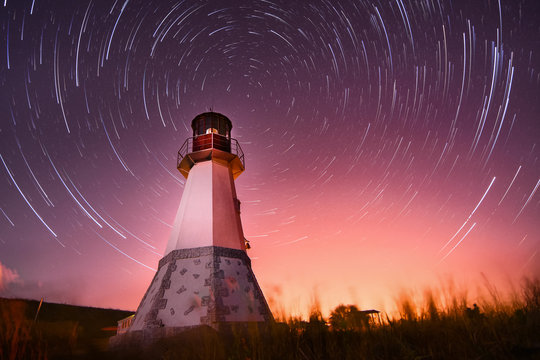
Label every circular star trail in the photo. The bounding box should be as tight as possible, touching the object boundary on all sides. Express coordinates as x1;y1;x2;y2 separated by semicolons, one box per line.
1;0;539;314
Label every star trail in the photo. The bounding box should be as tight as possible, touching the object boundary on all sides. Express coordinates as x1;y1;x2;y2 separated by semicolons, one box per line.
0;0;539;315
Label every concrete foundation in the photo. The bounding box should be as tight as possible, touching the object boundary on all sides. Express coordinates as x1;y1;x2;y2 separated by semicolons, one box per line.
127;246;272;332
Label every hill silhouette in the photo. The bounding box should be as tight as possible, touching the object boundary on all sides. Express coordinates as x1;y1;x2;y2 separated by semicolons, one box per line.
0;297;133;359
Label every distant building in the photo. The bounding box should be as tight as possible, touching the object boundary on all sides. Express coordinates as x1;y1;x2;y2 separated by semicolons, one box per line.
116;315;134;335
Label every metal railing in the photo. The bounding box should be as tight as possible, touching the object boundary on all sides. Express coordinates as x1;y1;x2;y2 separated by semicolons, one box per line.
177;135;245;169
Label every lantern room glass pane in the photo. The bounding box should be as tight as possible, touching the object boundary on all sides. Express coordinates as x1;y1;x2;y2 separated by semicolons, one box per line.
191;112;232;138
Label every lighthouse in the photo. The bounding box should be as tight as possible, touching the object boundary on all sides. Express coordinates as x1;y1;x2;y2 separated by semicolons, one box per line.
122;112;272;337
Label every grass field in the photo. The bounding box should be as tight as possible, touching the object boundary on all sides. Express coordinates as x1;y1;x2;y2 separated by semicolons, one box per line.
1;277;539;359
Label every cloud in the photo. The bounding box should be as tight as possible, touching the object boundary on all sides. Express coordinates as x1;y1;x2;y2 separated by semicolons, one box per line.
0;273;87;306
0;261;21;291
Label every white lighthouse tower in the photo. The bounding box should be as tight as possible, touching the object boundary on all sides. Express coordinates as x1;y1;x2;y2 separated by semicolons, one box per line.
124;112;272;337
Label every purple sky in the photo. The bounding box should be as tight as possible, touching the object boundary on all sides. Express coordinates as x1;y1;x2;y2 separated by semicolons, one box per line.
0;0;539;316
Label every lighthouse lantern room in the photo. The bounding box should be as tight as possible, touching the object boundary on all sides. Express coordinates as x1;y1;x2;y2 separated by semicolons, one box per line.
177;112;244;179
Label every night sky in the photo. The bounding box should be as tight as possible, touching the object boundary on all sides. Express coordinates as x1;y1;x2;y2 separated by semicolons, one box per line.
1;0;539;316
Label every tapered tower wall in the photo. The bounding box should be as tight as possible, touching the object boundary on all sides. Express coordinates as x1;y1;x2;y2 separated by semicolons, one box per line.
165;159;246;255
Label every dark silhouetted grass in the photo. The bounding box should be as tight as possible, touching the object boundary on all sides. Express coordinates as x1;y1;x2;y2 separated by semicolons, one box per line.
1;277;539;359
0;298;132;359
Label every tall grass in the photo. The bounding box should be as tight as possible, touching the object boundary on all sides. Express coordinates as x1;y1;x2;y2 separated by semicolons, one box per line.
2;277;539;359
0;299;46;360
110;277;540;360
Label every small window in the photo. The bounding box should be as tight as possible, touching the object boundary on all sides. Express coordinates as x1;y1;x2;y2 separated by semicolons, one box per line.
233;198;241;213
